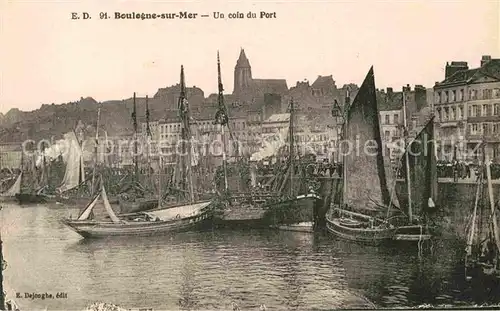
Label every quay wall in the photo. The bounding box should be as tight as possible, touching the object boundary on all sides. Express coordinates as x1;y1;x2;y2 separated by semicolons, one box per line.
320;178;495;241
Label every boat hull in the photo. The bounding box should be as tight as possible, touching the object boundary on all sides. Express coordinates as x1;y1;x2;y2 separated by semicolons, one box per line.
63;202;214;238
15;193;48;205
326;209;396;245
0;196;17;203
263;194;322;229
213;193;322;230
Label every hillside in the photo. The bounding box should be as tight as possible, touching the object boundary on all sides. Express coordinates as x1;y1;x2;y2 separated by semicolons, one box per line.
0;85;207;143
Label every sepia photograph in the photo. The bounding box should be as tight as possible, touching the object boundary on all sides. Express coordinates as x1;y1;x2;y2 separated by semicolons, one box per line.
0;0;499;310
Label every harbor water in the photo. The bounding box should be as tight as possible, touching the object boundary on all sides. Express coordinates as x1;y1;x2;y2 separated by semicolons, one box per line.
1;203;499;310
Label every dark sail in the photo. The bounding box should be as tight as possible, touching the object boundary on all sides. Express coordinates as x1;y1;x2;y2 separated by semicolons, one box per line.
343;67;392;212
399;117;437;217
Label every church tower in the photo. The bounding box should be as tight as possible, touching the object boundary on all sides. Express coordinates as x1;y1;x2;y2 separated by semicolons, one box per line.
233;48;253;96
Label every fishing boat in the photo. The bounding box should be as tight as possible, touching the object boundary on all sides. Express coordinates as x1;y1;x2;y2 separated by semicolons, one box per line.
465;145;500;284
391;114;437;242
54;130;90;205
62;180;212;238
15;143;52;205
0;173;22;203
262;98;322;232
63;65;214;238
210;52;321;231
325;67;399;244
117;93;158;214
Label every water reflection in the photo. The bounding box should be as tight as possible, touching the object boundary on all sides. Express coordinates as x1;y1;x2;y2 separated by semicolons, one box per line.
1;205;499;310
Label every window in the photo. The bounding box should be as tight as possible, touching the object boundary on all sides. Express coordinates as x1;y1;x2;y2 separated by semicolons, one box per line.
495;104;500;116
450;107;455;120
470;123;479;134
394;114;399;124
471;89;477;100
458;106;463;119
483;89;493;100
482;104;490;116
384;130;390;139
468;106;472;117
451;90;456;102
483;123;490;135
436;108;441;121
436;92;441;104
444;91;449;103
493;123;500;133
459;89;464;101
472;105;479;117
385;115;390;124
443;107;449;120
494;88;500;98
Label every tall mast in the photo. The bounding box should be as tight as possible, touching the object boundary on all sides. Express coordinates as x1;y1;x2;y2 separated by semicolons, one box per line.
158;156;162;207
91;103;101;196
145;95;152;184
0;231;5;309
289;98;295;196
485;151;500;254
341;88;350;205
402;87;413;223
132;92;139;183
178;65;195;203
466;156;483;257
216;51;229;191
20;143;24;194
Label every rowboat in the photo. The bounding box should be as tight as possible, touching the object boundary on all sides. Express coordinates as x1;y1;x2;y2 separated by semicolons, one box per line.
62;185;213;239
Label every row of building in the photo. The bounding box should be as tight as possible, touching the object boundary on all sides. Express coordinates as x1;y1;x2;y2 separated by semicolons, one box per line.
1;52;499;170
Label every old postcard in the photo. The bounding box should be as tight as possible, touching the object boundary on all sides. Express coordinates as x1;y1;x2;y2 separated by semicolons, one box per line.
0;0;499;310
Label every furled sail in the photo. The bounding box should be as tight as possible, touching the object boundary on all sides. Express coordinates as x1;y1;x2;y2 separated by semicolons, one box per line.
0;173;22;196
399;117;437;217
343;67;392;212
57;131;85;193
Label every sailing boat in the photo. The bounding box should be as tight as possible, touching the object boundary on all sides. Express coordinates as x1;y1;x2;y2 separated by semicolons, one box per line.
326;67;398;244
262;98;322;232
210;53;321;231
391;113;437;241
465;145;500;282
63;65;214;239
0;172;22;203
62;175;212;238
117;93;158;214
54;130;88;205
15;144;51;205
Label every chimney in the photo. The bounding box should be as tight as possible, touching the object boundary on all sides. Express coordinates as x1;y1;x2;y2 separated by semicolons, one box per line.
445;61;468;78
414;85;427;111
387;87;393;97
481;55;492;67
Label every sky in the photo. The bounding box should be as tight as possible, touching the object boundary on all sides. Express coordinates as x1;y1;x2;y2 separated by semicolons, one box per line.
0;0;499;113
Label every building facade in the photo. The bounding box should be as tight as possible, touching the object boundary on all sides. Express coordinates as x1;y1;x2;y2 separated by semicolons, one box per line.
434;55;500;161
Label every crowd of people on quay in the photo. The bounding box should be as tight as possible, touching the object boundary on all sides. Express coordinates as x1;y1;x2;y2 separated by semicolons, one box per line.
394;159;500;180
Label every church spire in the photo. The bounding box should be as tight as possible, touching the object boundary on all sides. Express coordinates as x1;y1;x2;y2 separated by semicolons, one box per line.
236;48;250;68
233;48;253;96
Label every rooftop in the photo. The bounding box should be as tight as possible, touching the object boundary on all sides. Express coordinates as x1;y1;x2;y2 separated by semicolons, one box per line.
435;58;500;87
